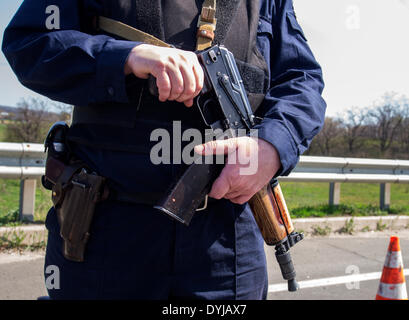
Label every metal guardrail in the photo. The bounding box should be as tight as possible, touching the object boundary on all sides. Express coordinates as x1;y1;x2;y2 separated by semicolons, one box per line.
1;142;408;220
279;156;409;209
281;156;409;183
0;142;45;179
0;142;46;221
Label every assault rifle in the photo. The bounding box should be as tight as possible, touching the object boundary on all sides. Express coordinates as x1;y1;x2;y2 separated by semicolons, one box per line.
151;45;304;292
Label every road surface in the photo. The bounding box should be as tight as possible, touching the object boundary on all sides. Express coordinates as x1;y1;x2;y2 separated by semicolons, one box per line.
1;229;408;300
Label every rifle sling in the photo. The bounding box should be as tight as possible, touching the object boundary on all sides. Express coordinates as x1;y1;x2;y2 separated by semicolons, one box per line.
97;16;172;48
97;0;217;50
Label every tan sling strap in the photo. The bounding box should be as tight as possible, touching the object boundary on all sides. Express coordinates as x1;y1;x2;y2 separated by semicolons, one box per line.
96;0;217;50
196;0;217;51
97;16;172;48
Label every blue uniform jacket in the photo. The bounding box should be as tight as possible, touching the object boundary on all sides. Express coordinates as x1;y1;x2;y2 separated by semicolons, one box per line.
2;0;326;300
2;0;326;178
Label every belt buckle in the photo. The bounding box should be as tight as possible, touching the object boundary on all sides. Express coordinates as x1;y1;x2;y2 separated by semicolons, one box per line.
196;195;208;211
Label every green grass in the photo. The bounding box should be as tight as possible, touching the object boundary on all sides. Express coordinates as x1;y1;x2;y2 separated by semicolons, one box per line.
279;182;409;217
1;180;409;224
0;178;52;225
0;123;6;141
0;229;47;252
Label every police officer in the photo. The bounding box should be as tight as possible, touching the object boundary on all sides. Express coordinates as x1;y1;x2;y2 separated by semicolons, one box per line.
2;0;326;299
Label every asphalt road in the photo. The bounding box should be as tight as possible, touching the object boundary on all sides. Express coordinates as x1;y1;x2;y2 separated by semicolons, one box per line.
266;229;409;300
0;229;408;300
0;252;47;300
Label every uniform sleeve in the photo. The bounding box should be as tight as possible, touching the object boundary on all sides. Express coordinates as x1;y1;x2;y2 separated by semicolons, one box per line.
254;0;326;176
1;0;140;106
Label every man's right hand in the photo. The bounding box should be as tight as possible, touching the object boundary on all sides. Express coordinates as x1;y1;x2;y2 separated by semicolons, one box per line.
124;44;204;107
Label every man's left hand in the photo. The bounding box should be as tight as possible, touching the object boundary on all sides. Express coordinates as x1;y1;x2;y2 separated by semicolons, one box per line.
194;137;281;205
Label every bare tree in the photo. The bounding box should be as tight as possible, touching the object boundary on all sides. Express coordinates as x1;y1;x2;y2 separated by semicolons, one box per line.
340;107;368;156
311;117;343;156
5;97;71;143
397;98;409;156
367;93;404;157
6;98;50;143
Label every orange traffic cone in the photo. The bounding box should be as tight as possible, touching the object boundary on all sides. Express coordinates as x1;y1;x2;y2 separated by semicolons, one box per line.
376;236;408;300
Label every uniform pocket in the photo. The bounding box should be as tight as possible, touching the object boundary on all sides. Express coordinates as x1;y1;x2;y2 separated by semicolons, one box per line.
286;12;307;42
257;17;273;37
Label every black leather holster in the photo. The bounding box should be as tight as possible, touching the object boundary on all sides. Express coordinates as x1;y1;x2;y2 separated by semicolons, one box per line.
49;160;108;262
43;123;108;262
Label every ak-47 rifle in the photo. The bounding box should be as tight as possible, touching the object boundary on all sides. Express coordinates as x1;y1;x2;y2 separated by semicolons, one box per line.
152;45;304;292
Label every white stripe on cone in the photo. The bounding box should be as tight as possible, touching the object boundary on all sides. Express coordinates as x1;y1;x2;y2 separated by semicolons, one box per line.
377;282;408;300
384;251;404;269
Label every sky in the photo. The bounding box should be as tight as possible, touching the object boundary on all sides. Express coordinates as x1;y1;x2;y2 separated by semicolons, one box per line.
0;0;409;117
294;0;409;116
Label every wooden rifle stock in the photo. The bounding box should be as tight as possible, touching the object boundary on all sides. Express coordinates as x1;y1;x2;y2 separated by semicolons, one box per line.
248;180;294;246
249;179;303;292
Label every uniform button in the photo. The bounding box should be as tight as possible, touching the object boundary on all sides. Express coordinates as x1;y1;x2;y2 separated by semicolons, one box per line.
107;87;115;96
